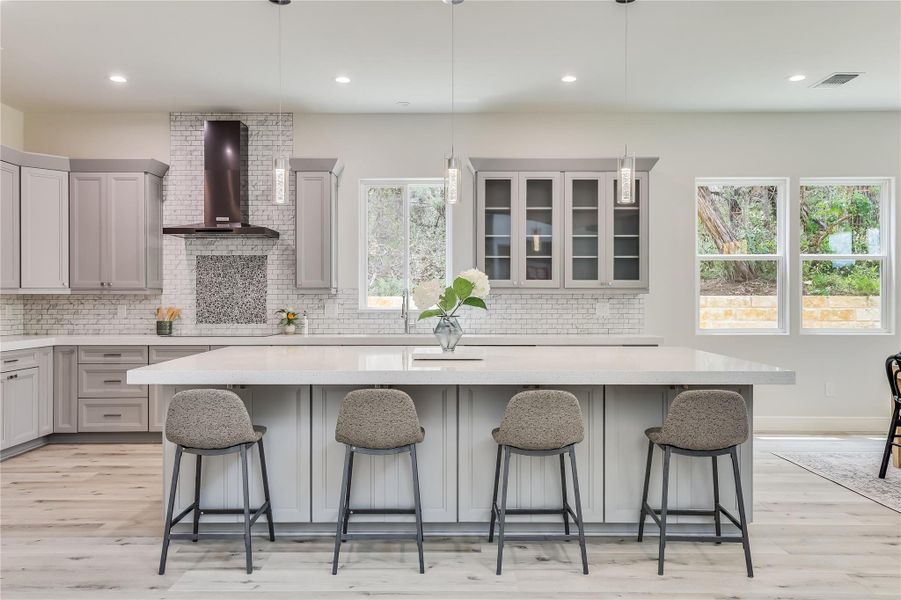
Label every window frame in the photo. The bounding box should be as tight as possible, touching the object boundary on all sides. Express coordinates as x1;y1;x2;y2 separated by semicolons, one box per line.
694;177;790;335
798;177;895;335
358;178;452;311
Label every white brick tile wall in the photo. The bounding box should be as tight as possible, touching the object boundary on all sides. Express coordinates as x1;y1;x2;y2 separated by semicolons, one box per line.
1;111;645;337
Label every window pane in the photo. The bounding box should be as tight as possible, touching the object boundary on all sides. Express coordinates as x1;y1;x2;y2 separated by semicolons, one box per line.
697;184;778;255
800;184;881;255
699;259;778;330
409;184;447;289
366;186;404;309
802;259;882;329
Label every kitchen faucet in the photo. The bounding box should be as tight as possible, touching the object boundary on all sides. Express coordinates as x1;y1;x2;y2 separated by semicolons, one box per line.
400;290;412;334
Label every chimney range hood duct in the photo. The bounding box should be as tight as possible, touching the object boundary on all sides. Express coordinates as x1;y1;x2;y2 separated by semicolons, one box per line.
163;120;280;238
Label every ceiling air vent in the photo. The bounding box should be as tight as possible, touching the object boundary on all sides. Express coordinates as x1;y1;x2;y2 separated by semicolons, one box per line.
812;72;863;88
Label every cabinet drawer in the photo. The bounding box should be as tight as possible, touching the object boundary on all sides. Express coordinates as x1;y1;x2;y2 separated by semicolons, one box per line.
1;348;43;373
78;364;147;398
149;345;209;365
78;346;148;364
78;398;148;432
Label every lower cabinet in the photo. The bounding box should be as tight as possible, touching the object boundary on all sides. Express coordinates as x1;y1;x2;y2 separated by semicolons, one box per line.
77;398;148;432
310;385;457;523
1;347;53;451
458;385;605;523
53;346;78;433
74;346;149;432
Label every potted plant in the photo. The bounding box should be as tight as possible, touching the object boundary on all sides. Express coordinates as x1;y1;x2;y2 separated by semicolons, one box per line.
413;269;489;352
155;306;181;336
276;308;300;334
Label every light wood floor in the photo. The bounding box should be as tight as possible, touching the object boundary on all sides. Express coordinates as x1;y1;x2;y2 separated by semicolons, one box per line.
1;438;899;599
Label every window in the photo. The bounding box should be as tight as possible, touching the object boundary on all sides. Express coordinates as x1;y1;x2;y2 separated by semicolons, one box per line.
361;180;449;309
695;179;787;333
799;179;893;332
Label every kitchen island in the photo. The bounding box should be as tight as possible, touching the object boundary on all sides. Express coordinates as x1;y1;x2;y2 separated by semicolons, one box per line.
128;345;794;534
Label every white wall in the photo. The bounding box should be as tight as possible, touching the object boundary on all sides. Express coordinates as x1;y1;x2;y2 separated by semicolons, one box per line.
19;109;901;431
1;103;25;149
24;111;169;161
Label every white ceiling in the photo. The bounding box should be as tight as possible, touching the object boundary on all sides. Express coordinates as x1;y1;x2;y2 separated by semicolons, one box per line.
1;0;899;114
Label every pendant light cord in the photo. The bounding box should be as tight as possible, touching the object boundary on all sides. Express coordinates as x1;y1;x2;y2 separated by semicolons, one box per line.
277;4;283;157
623;1;628;111
450;3;456;158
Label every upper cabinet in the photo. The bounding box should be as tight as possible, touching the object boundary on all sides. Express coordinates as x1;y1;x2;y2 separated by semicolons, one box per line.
474;158;654;291
1;148;70;293
293;159;342;293
70;169;164;292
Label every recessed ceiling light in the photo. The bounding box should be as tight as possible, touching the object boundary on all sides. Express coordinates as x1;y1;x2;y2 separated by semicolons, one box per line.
561;75;577;83
335;76;351;84
108;74;128;83
396;101;410;107
787;74;806;82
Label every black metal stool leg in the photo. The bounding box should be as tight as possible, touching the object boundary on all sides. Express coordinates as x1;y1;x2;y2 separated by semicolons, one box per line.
657;446;671;576
159;445;183;575
192;454;202;542
342;449;355;536
637;439;653;542
239;445;253;574
712;455;721;543
488;445;502;542
495;446;511;575
730;447;753;578
332;445;352;575
257;439;275;542
879;402;900;479
568;446;589;575
410;444;425;574
559;453;570;536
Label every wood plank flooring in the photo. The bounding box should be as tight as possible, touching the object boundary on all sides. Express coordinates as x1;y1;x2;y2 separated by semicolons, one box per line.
2;438;899;599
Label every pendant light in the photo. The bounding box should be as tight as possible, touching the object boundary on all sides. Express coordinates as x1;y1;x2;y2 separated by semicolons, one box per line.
616;0;636;205
270;0;291;205
444;0;463;205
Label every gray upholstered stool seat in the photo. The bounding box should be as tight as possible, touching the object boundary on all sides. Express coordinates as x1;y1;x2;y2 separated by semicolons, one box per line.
638;389;753;578
159;389;274;576
332;389;426;575
489;390;589;575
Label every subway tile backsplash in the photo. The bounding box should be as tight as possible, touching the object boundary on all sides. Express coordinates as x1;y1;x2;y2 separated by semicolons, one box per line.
1;111;645;338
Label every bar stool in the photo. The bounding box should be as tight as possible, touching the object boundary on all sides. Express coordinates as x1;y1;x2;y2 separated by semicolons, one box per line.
332;388;425;574
878;352;901;478
637;389;752;577
488;390;588;575
159;389;274;575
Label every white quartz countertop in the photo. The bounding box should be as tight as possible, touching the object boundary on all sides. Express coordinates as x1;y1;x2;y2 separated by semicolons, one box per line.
127;345;794;386
0;333;662;352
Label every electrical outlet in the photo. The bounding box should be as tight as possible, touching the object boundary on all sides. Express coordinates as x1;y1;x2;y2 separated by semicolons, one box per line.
117;304;127;320
824;382;836;397
595;299;610;318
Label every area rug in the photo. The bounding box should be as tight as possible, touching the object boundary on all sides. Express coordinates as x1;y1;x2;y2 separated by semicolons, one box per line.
773;451;901;513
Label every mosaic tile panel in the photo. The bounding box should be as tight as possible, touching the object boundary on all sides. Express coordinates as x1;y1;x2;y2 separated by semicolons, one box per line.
195;255;267;324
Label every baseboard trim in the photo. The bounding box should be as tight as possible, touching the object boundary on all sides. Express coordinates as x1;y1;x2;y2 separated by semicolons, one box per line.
1;436;51;461
754;416;888;434
49;432;161;444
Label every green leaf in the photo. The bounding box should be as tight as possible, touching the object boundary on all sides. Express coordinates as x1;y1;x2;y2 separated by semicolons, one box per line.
462;296;487;310
438;287;457;312
452;277;474;301
417;308;444;321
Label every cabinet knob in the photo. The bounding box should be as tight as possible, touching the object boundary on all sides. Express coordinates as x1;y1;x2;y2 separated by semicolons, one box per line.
6;373;18;380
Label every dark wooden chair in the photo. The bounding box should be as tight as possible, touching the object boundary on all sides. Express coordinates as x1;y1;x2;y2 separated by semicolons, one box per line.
878;352;901;479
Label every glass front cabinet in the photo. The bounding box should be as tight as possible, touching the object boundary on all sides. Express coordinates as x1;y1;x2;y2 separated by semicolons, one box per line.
477;169;648;290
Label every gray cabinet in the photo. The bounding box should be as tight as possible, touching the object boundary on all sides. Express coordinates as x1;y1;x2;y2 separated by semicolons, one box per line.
53;346;78;433
1;161;20;290
69;172;162;292
0;347;52;450
75;345;149;432
20;167;69;290
606;171;649;289
295;171;338;291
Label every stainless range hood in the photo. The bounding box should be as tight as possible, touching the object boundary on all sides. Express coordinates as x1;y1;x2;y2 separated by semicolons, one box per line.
163;120;279;238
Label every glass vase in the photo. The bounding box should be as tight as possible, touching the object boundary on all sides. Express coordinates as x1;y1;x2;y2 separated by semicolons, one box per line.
433;316;463;352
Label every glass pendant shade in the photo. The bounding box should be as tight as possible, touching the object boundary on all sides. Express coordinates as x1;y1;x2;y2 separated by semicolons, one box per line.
445;156;460;205
272;156;288;205
617;152;636;205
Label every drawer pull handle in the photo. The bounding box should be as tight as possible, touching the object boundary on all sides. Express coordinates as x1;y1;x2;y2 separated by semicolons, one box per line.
3;359;19;363
102;379;122;384
103;353;122;358
102;413;122;418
